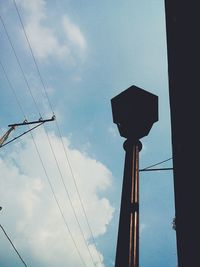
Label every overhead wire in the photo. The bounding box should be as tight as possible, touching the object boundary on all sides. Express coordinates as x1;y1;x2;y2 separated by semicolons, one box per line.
0;58;87;267
0;224;28;267
0;14;41;117
29;132;87;267
0;7;98;266
1;3;175;265
0;58;26;119
44;128;97;266
56;122;103;265
13;0;54;114
12;0;103;265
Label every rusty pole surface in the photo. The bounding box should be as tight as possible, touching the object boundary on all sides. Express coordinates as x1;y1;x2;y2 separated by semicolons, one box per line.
115;140;141;267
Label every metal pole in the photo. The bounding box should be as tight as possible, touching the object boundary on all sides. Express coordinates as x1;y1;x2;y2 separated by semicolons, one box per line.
111;85;158;267
115;139;141;267
139;167;173;172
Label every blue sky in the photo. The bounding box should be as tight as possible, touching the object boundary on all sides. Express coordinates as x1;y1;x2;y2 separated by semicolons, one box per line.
0;1;177;267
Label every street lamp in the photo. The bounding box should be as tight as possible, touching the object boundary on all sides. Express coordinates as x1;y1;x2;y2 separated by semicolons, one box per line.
111;85;158;267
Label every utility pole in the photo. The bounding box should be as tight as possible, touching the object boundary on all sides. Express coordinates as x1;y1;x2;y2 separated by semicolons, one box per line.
111;85;158;267
0;116;55;148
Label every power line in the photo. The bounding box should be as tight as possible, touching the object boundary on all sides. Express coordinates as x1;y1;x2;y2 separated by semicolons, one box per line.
43;127;97;266
1;14;96;261
29;132;87;267
0;224;28;267
12;1;103;265
13;0;54;115
0;14;41;117
0;12;95;265
56;121;103;265
0;58;25;119
0;10;99;265
0;58;87;266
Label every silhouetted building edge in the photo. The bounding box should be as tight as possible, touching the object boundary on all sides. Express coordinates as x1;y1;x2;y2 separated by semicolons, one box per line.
165;1;200;266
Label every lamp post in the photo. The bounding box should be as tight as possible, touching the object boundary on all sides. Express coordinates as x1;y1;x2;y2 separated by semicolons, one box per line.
111;85;158;267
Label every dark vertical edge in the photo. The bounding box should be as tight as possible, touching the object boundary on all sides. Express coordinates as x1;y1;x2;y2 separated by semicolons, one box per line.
164;1;200;266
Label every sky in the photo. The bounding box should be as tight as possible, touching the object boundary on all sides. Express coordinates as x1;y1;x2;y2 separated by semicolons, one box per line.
0;1;177;267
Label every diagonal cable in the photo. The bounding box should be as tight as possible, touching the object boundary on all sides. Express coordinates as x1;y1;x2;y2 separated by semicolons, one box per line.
43;126;97;266
0;58;26;119
56;120;103;264
0;122;43;148
0;60;87;267
0;224;28;267
13;0;54;114
1;10;98;265
29;132;87;267
13;1;104;265
140;157;172;171
0;14;41;117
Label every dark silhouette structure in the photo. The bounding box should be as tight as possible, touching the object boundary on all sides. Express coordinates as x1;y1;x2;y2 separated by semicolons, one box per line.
165;1;200;266
111;85;158;267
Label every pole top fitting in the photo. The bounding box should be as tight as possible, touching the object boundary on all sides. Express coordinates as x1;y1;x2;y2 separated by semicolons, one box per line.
111;85;158;140
123;139;142;152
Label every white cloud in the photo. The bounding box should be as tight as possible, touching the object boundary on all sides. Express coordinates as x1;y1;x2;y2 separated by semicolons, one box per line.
17;0;87;61
25;20;68;60
0;130;114;267
62;16;87;57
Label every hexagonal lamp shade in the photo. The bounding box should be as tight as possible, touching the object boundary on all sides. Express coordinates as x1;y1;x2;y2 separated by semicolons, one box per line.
111;85;158;140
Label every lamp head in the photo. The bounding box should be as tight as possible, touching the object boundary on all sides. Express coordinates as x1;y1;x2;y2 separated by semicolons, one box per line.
111;85;158;140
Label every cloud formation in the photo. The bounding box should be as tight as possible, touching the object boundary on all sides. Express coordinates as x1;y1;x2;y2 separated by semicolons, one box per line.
0;130;114;267
17;0;87;61
62;16;87;57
